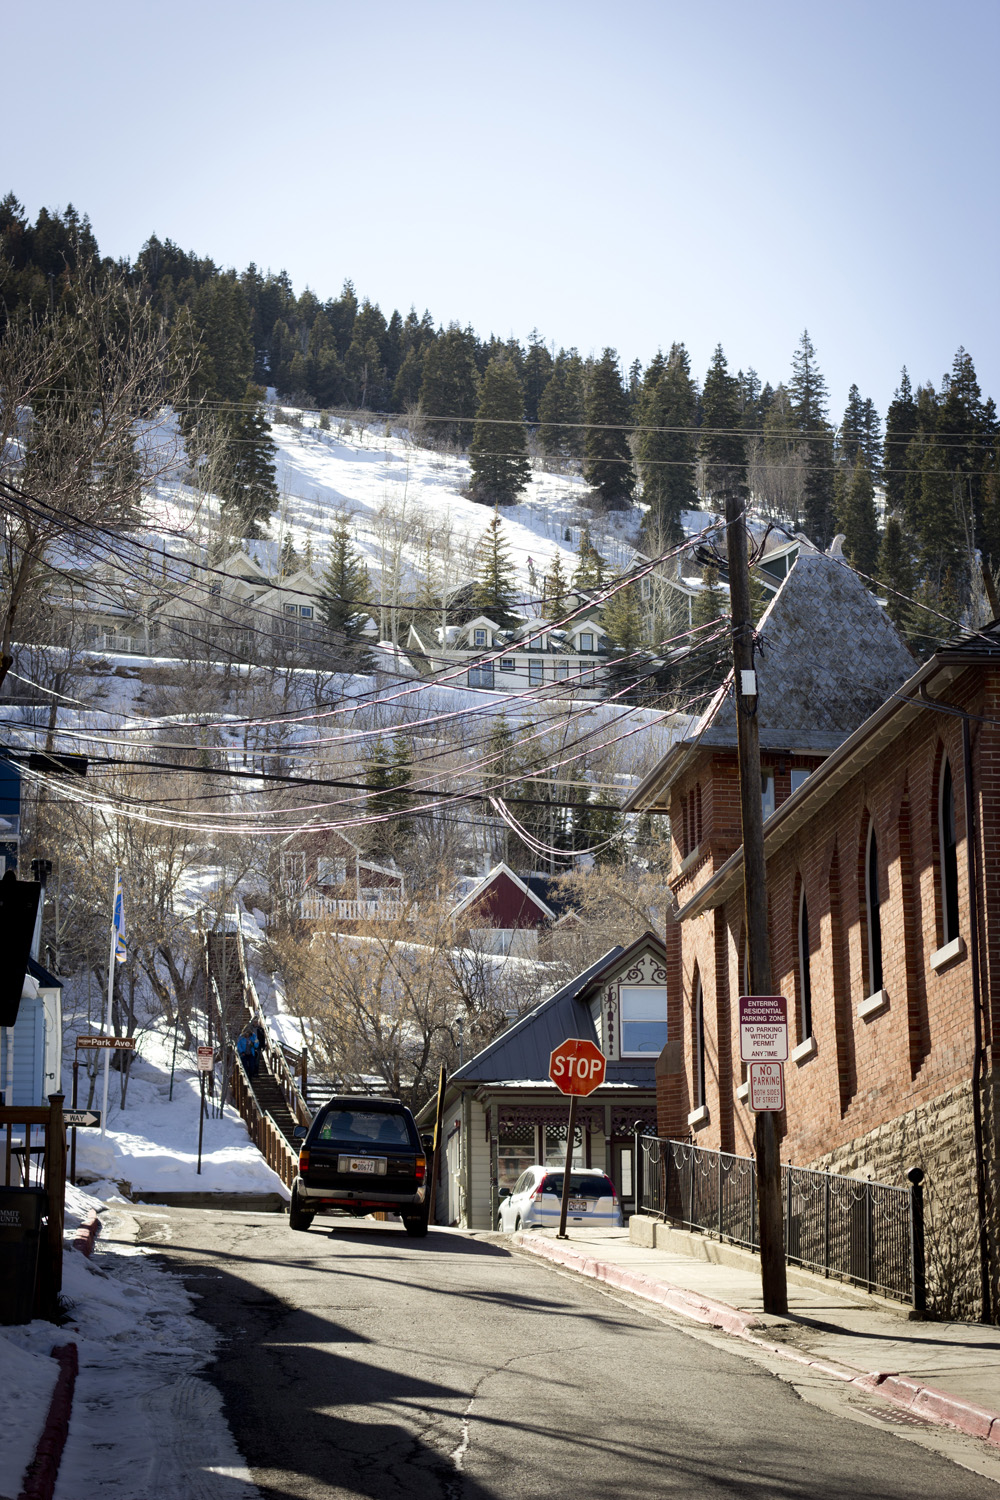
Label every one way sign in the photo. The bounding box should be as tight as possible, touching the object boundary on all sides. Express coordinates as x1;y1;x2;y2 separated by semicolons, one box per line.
64;1109;101;1128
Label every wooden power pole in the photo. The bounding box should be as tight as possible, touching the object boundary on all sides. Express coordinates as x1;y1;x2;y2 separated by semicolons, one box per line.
724;492;788;1317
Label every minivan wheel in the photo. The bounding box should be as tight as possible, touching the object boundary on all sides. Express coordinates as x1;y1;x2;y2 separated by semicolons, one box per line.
288;1186;314;1232
402;1215;428;1238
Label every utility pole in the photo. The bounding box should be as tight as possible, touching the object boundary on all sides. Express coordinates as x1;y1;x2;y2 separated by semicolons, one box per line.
724;491;788;1317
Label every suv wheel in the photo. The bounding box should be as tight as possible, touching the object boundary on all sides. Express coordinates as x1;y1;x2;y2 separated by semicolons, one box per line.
402;1215;428;1238
288;1185;314;1232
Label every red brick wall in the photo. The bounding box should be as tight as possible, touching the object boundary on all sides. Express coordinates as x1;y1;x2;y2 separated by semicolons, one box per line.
658;665;998;1177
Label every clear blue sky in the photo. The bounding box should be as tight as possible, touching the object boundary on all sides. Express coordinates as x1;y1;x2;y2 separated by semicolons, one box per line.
7;0;998;419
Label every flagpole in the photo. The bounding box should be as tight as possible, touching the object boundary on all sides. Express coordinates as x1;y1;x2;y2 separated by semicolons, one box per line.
101;866;119;1140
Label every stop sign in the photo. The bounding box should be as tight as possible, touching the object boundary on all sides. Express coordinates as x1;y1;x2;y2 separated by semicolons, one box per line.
549;1037;607;1096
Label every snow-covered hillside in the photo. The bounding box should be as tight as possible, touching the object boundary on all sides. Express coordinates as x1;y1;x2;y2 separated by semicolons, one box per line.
150;407;645;602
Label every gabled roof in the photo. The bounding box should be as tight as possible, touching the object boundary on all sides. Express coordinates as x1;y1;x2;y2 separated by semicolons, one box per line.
450;932;665;1087
449;862;555;923
626;551;915;810
27;957;62;990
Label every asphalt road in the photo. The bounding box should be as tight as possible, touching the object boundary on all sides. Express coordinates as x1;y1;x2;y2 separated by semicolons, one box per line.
143;1210;1000;1500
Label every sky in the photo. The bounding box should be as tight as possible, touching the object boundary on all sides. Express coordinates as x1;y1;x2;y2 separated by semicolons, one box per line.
5;0;998;418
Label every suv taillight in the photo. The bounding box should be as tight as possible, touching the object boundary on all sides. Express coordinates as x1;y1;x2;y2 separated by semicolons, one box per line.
298;1148;310;1174
415;1154;426;1182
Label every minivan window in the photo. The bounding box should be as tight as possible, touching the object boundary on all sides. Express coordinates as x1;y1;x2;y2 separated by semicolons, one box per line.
317;1110;412;1147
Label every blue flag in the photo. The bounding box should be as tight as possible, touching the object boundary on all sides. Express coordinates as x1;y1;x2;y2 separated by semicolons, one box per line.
113;870;127;964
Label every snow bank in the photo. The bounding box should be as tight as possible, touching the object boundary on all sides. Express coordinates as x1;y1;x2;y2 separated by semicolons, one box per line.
66;1020;288;1201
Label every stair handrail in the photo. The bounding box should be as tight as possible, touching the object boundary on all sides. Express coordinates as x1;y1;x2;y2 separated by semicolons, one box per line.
234;919;312;1126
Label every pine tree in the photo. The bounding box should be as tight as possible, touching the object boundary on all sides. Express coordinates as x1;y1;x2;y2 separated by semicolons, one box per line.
601;572;647;697
472;509;519;624
877;514;915;630
364;733;412;857
544;550;570;617
583;348;636;509
571;525;607;590
916;442;965;585
469;359;531;506
573;793;626;863
217;385;279;539
836;456;880;577
320;518;371;637
883;370;918;514
700;346;746;505
789;331;834;546
521;332;554;425
636;344;697;543
685;565;731;694
537;350;586;460
418;324;480;446
905;572;960;658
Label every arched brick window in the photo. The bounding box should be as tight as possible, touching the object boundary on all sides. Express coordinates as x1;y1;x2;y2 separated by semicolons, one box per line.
692;972;706;1109
797;883;813;1042
865;820;884;995
939;758;960;945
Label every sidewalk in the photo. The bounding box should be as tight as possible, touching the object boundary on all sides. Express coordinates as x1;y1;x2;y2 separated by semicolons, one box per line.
512;1223;1000;1445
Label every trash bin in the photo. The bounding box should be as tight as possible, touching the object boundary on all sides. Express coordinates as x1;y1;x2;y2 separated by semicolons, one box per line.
0;1186;47;1325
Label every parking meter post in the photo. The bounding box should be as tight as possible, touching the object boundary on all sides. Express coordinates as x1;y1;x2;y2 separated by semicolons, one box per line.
200;1074;208;1176
557;1094;579;1240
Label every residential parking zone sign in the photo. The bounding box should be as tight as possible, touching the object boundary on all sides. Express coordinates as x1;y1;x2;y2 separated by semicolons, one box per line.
738;995;789;1063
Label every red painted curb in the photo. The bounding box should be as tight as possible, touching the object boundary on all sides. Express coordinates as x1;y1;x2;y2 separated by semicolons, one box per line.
72;1211;100;1258
17;1342;78;1500
514;1234;1000;1447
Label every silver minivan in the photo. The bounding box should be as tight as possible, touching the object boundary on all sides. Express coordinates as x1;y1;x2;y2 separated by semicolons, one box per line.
497;1165;622;1231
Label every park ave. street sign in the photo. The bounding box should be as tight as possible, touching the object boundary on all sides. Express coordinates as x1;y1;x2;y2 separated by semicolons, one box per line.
76;1036;136;1051
549;1038;606;1097
738;996;789;1063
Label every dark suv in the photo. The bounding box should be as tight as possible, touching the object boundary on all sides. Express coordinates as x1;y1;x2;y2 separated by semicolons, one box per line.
289;1096;429;1237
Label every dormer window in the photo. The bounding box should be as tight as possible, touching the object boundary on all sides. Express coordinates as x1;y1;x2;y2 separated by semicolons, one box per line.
300;606;313;619
579;632;594;652
474;628;488;647
284;603;297;616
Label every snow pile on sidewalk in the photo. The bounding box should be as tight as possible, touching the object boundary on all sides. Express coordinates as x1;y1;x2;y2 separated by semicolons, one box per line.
67;1020;288;1201
1;1186;259;1499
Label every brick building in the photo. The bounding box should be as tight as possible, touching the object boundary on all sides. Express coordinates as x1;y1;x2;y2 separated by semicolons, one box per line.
628;552;1000;1319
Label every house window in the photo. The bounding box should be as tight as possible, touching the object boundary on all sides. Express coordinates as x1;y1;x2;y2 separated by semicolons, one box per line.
528;660;544;686
317;857;347;885
579;632;594;652
284;603;297;615
469;665;494;688
761;773;775;822
620;985;668;1056
280;851;306;891
474;628;488;647
866;822;884;994
693;977;705;1108
790;768;811;794
555;661;570;679
940;758;959;944
545;1121;585;1169
798;887;812;1040
209;583;222;597
498;1123;535;1194
499;658;517;671
300;606;313;619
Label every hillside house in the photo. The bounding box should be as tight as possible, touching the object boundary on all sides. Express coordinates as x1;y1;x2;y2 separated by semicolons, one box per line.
419;934;667;1228
405;609;609;697
279;828;405;921
449;863;556;957
0;959;63;1109
627;550;1000;1319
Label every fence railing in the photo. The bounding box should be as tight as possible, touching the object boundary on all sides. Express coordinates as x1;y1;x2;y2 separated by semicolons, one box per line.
228;1056;299;1189
636;1135;925;1309
298;897;403;922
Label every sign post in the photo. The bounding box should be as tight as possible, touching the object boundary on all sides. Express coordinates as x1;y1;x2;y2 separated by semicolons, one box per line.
548;1038;606;1239
196;1047;213;1177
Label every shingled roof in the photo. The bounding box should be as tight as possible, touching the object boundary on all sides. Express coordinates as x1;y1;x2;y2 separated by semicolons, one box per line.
625;551;917;811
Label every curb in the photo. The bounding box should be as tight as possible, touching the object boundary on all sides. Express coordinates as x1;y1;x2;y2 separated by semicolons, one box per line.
514;1233;1000;1447
17;1342;78;1500
72;1210;101;1257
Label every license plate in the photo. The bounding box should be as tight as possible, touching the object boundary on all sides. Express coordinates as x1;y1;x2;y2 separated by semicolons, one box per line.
339;1155;387;1175
568;1199;588;1212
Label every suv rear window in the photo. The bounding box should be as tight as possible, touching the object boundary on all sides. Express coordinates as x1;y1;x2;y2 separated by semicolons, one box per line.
316;1110;413;1147
542;1174;614;1198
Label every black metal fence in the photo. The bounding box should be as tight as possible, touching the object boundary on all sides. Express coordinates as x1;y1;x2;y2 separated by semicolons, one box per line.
636;1135;925;1309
